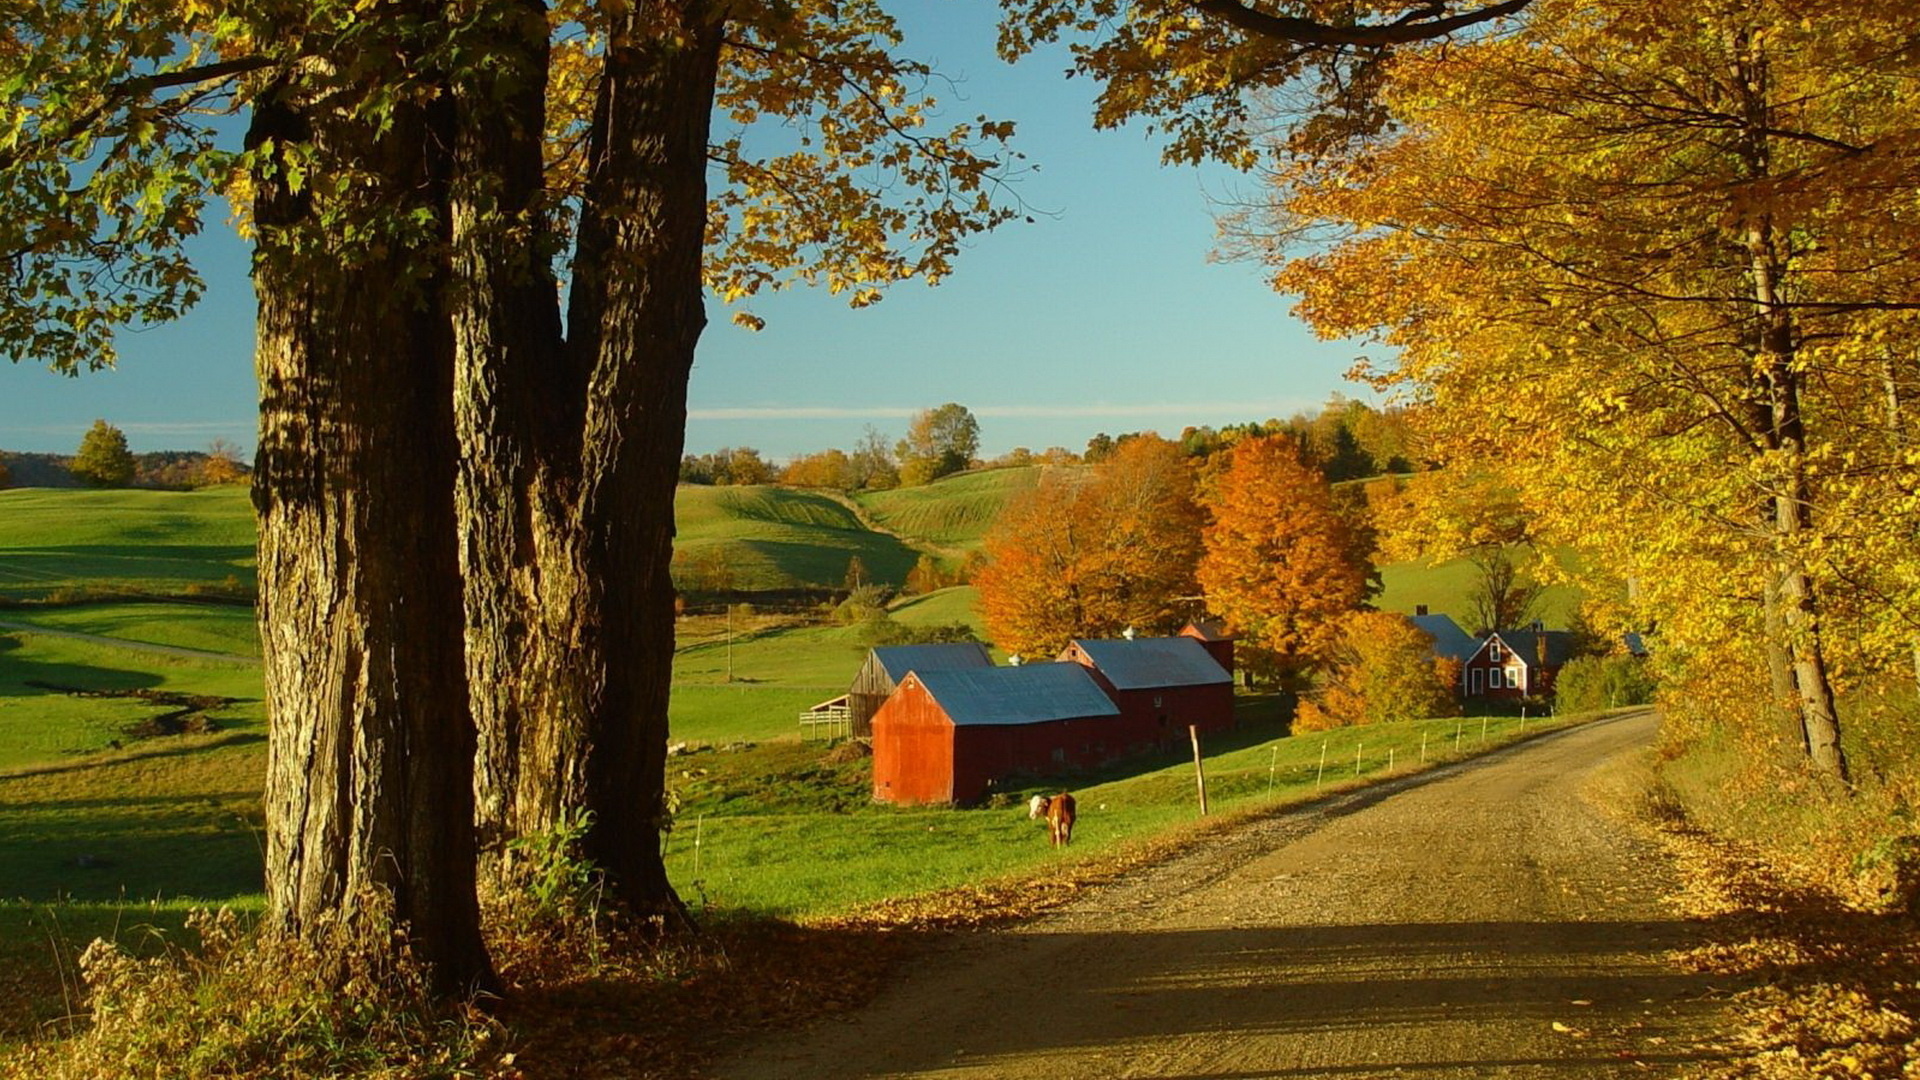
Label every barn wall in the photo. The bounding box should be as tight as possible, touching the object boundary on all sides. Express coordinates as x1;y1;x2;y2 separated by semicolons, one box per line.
951;716;1131;804
870;682;955;804
846;655;897;737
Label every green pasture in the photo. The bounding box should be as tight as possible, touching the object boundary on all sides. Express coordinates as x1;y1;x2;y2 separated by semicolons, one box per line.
1375;550;1583;631
853;467;1050;551
2;604;259;658
674;485;920;590
887;585;984;632
666;710;1590;918
0;487;255;601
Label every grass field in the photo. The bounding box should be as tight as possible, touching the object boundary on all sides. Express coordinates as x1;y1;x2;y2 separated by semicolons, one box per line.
666;710;1585;917
853;467;1051;552
0;487;255;601
1375;551;1583;630
674;484;922;590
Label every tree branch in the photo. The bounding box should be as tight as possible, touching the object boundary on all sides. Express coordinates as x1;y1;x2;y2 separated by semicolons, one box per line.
1188;0;1531;48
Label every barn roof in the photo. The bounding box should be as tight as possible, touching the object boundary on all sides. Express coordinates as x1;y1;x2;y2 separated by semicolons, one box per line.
870;642;994;682
909;664;1121;727
1486;629;1578;668
1067;636;1231;690
1409;614;1478;662
1181;618;1233;642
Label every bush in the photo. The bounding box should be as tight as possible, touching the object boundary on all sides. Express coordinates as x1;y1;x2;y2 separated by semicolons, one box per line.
1554;654;1656;713
3;899;505;1080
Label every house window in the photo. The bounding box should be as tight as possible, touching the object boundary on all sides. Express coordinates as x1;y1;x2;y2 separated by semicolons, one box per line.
1487;640;1502;661
1489;668;1505;690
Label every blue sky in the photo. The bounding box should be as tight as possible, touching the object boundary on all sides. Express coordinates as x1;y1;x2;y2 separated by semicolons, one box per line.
0;3;1371;460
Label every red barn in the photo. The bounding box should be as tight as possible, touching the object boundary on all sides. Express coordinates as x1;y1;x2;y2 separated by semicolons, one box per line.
845;641;994;736
871;663;1124;805
1059;635;1234;747
1179;619;1236;679
1463;629;1576;700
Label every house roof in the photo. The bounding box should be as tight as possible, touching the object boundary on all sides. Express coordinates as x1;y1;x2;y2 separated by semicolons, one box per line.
1408;614;1479;662
870;642;994;682
1484;629;1578;668
909;663;1122;727
1066;636;1231;690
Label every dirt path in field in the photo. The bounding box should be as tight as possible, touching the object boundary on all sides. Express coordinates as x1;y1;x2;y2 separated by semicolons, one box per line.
716;710;1739;1079
0;620;258;663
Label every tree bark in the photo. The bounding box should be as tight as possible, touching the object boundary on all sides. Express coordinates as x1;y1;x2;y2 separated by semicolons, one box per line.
459;0;722;921
251;71;493;991
1733;28;1848;785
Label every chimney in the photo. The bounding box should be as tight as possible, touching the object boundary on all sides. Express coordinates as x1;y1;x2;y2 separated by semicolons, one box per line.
1415;604;1429;616
1009;654;1023;666
1123;626;1137;641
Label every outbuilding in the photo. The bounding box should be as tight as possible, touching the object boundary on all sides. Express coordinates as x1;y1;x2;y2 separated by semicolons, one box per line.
1178;619;1236;679
870;663;1124;805
1059;634;1235;748
846;641;994;736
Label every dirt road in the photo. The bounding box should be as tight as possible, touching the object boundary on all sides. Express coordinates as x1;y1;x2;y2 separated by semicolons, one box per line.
718;710;1733;1079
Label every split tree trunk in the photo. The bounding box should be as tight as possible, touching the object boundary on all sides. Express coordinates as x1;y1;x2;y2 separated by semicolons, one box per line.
251;72;493;991
460;0;724;920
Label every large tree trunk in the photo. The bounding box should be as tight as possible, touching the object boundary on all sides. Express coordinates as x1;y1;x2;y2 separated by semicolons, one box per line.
461;0;722;920
559;1;724;914
251;75;493;991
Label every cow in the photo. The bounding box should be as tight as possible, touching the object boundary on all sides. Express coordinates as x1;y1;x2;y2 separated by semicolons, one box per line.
1028;792;1077;847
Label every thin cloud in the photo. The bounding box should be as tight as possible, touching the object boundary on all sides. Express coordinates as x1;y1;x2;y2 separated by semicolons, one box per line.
688;399;1326;422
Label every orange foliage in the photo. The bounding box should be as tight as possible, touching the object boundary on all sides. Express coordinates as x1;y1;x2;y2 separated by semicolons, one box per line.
1197;435;1370;685
975;437;1203;656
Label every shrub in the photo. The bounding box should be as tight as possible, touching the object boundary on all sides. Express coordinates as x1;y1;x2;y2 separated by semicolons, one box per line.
3;899;505;1080
1554;654;1656;713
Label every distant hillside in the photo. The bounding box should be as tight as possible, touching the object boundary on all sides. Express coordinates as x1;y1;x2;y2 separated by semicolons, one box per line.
853;466;1059;553
673;484;920;592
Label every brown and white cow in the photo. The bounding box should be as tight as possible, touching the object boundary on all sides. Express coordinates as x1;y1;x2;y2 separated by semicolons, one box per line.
1028;793;1077;847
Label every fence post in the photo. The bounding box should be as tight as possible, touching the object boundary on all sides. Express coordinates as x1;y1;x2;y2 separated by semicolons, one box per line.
1317;741;1327;789
1189;725;1210;816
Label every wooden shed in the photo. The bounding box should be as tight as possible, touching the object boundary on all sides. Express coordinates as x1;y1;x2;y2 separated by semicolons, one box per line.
871;663;1123;805
846;642;994;736
1463;628;1576;700
1060;635;1235;747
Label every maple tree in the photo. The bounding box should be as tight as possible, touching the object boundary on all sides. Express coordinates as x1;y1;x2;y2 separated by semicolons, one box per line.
976;436;1203;655
4;0;1021;983
1244;0;1920;784
1196;434;1371;686
897;402;981;486
1295;611;1458;731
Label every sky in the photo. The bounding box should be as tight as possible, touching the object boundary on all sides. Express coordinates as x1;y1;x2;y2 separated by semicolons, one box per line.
0;3;1374;461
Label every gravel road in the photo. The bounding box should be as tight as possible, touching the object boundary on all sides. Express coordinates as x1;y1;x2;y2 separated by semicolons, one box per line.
717;710;1732;1079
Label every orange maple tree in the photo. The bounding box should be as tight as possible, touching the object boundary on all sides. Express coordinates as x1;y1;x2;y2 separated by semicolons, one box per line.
1197;434;1371;685
975;436;1203;656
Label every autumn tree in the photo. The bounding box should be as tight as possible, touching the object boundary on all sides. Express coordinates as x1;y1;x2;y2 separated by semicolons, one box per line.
1197;435;1370;686
1243;1;1920;784
897;402;980;485
1296;611;1458;731
1369;470;1541;635
199;438;245;485
849;425;899;490
782;448;854;489
71;419;135;487
976;434;1202;655
6;0;1021;986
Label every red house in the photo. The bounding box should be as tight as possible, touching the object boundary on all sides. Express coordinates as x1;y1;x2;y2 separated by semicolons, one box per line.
871;663;1124;805
1462;629;1576;700
1059;634;1235;748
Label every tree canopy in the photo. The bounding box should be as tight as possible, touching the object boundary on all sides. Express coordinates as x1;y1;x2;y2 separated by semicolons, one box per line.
71;419;134;487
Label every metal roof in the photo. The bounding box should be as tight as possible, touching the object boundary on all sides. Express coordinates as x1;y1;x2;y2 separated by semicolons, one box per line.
1408;614;1479;662
1067;636;1231;690
909;663;1122;727
870;642;994;682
